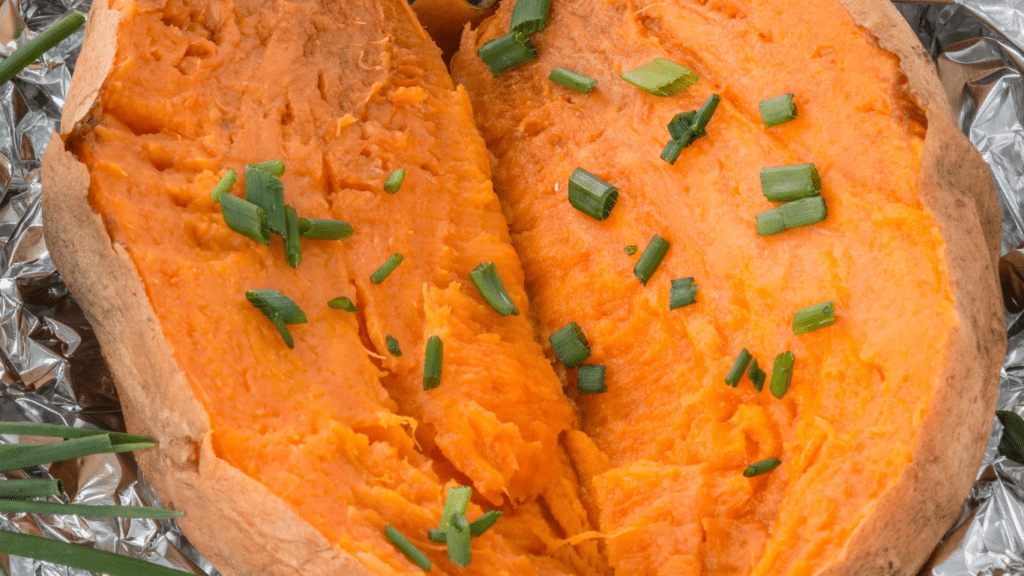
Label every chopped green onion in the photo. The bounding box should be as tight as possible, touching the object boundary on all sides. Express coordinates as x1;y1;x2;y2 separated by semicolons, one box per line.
284;205;301;268
634;235;670;285
478;32;537;77
549;67;597;93
384;526;432;572
297;218;354;240
549;322;591;368
792;300;836;334
755;196;827;236
760;164;821;202
577;364;607;395
245;289;307;349
625;245;638;256
660;139;685;165
760;94;797;127
469;510;502;537
0;499;182;519
452;512;470;532
271;316;294;349
769;351;795;399
748;358;766;392
0;529;196;576
621;58;698;97
510;0;551;34
244;165;286;236
446;518;471;567
0;423;152;448
386;334;402;357
0;479;63;500
469;262;519;316
371;254;404;284
743;457;782;477
0;435;127;474
209;169;237;203
328;297;356;312
568;168;618;221
0;12;85;86
440;486;472;527
423;335;443;390
662;94;721;163
219;193;271;245
692;93;721;133
725;349;752;387
669;277;698;310
384;169;406;194
250;159;285;177
998;410;1024;463
428;528;446;543
668;111;701;141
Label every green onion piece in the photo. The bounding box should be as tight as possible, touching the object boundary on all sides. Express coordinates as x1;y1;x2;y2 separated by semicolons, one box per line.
669;277;698;310
478;32;537;77
440;486;472;527
769;351;795;399
327;297;356;312
271;316;294;349
384;169;406;194
428;528;446;543
692;93;721;133
244;165;286;236
0;529;196;576
446;519;471;567
997;410;1024;457
284;205;301;269
549;322;591;368
386;334;402;357
469;510;502;537
384;526;432;572
792;300;836;334
621;58;699;97
625;245;638;256
660;138;686;165
760;164;821;202
0;435;122;474
634;234;670;285
245;289;307;349
748;358;766;392
371;254;404;284
0;499;182;520
0;12;85;86
725;349;752;387
760;94;797;127
452;512;470;532
423;335;443;390
220;194;270;245
743;457;782;478
755;196;827;237
668;111;699;141
0;423;152;448
0;479;63;500
250;159;285;177
577;364;607;395
209;169;237;203
549;67;597;93
297;218;354;241
510;0;551;34
469;262;520;316
568;168;618;221
437;488;473;568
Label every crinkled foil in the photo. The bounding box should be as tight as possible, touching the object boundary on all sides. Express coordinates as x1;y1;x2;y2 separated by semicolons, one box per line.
0;0;1019;574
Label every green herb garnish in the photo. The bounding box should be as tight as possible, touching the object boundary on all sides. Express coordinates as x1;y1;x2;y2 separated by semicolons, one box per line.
669;277;698;310
423;335;443;390
297;218;354;240
327;297;356;312
245;289;307;349
760;164;821;202
634;234;670;285
284;205;301;268
792;300;836;334
755;196;827;236
384;526;431;572
386;334;402;357
510;0;551;34
725;348;752;387
769;351;795;399
0;530;195;576
209;169;236;203
568;168;618;221
250;159;285;177
219;194;270;245
384;169;406;194
743;457;782;477
621;58;698;97
0;479;63;500
577;364;607;395
0;12;85;86
371;254;404;284
478;32;537;77
549;67;597;93
244;165;286;236
549;322;591;368
760;94;797;127
748;358;766;392
469;262;520;316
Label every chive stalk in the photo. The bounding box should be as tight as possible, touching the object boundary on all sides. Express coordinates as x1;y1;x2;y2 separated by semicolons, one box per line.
0;529;195;576
668;110;701;142
748;358;766;392
245;289;307;349
577;365;607;395
621;58;698;97
625;245;638;256
725;349;752;387
669;277;698;310
0;435;128;474
0;479;63;500
478;32;537;77
760;164;821;202
792;300;836;334
755;196;827;236
386;334;402;357
250;159;285;177
469;263;520;316
743;457;782;477
284;205;301;268
428;529;446;543
0;12;85;86
327;297;356;312
568;168;618;221
0;499;182;519
661;139;685;165
438;486;472;567
510;0;551;34
371;254;404;284
219;194;271;245
769;351;795;399
760;94;797;127
297;218;353;240
549;322;591;368
244;165;286;236
0;423;152;447
423;336;443;390
384;169;405;194
209;169;237;203
384;526;432;572
469;510;502;537
634;235;670;285
549;67;597;93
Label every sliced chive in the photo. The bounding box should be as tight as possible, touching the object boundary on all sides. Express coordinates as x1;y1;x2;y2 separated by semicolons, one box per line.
440;486;472;527
998;410;1024;463
469;262;520;316
725;349;752;387
384;169;406;194
428;528;446;543
549;67;597;93
469;510;502;537
510;0;551;34
0;12;85;86
577;364;607;395
284;205;301;268
327;297;356;312
0;529;195;576
661;139;685;165
452;512;470;531
760;94;797;127
769;351;795;399
245;289;307;349
423;336;443;390
384;526;431;572
446;518;471;567
244;165;286;236
760;164;821;202
250;159;285;177
0;499;182;519
621;58;698;97
692;93;721;133
634;235;670;285
220;193;270;245
668;111;701;141
755;196;827;237
625;245;638;256
549;322;590;368
371;254;404;284
792;300;836;334
743;457;782;477
568;168;618;221
669;277;698;310
748;358;766;392
386;334;402;357
0;423;152;448
271;316;294;349
478;32;537;77
209;169;237;203
0;479;63;500
297;218;354;240
0;435;123;474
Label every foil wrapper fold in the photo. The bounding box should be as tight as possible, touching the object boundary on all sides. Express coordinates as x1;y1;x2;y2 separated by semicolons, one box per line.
0;0;1020;574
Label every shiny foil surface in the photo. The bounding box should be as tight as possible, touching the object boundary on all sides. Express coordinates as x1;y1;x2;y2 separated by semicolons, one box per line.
0;0;1019;574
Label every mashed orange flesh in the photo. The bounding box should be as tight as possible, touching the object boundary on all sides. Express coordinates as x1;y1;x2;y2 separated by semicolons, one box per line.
452;0;956;575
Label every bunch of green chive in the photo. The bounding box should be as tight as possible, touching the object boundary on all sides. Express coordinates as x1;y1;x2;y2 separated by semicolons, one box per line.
478;0;550;76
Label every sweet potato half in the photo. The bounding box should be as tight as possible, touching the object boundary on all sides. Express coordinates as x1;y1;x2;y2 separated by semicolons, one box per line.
41;0;1002;575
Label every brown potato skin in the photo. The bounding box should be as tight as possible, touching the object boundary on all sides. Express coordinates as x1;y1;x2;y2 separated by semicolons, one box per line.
41;1;1003;576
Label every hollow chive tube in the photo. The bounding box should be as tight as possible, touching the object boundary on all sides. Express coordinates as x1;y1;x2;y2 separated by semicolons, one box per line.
510;0;551;34
743;457;782;477
0;12;85;86
748;358;766;392
692;93;721;133
209;169;237;203
568;168;618;221
621;58;698;97
469;510;502;537
769;351;795;399
284;205;302;268
549;322;590;368
478;32;537;77
725;349;752;387
756;196;827;236
760;94;797;127
577;364;607;395
549;67;597;93
792;300;836;334
244;164;286;236
669;277;698;310
634;235;670;285
661;139;686;165
446;519;471;567
384;526;431;572
384;168;405;194
250;159;285;177
760;164;821;202
469;262;519;316
297;218;354;240
220;194;271;245
386;334;402;357
423;335;443;390
327;297;356;312
370;254;404;284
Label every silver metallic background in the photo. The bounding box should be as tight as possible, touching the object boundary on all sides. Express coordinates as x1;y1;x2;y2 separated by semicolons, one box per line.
0;0;1019;574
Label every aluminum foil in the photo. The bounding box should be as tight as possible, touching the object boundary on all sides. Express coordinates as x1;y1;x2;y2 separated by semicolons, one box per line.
0;0;1020;574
